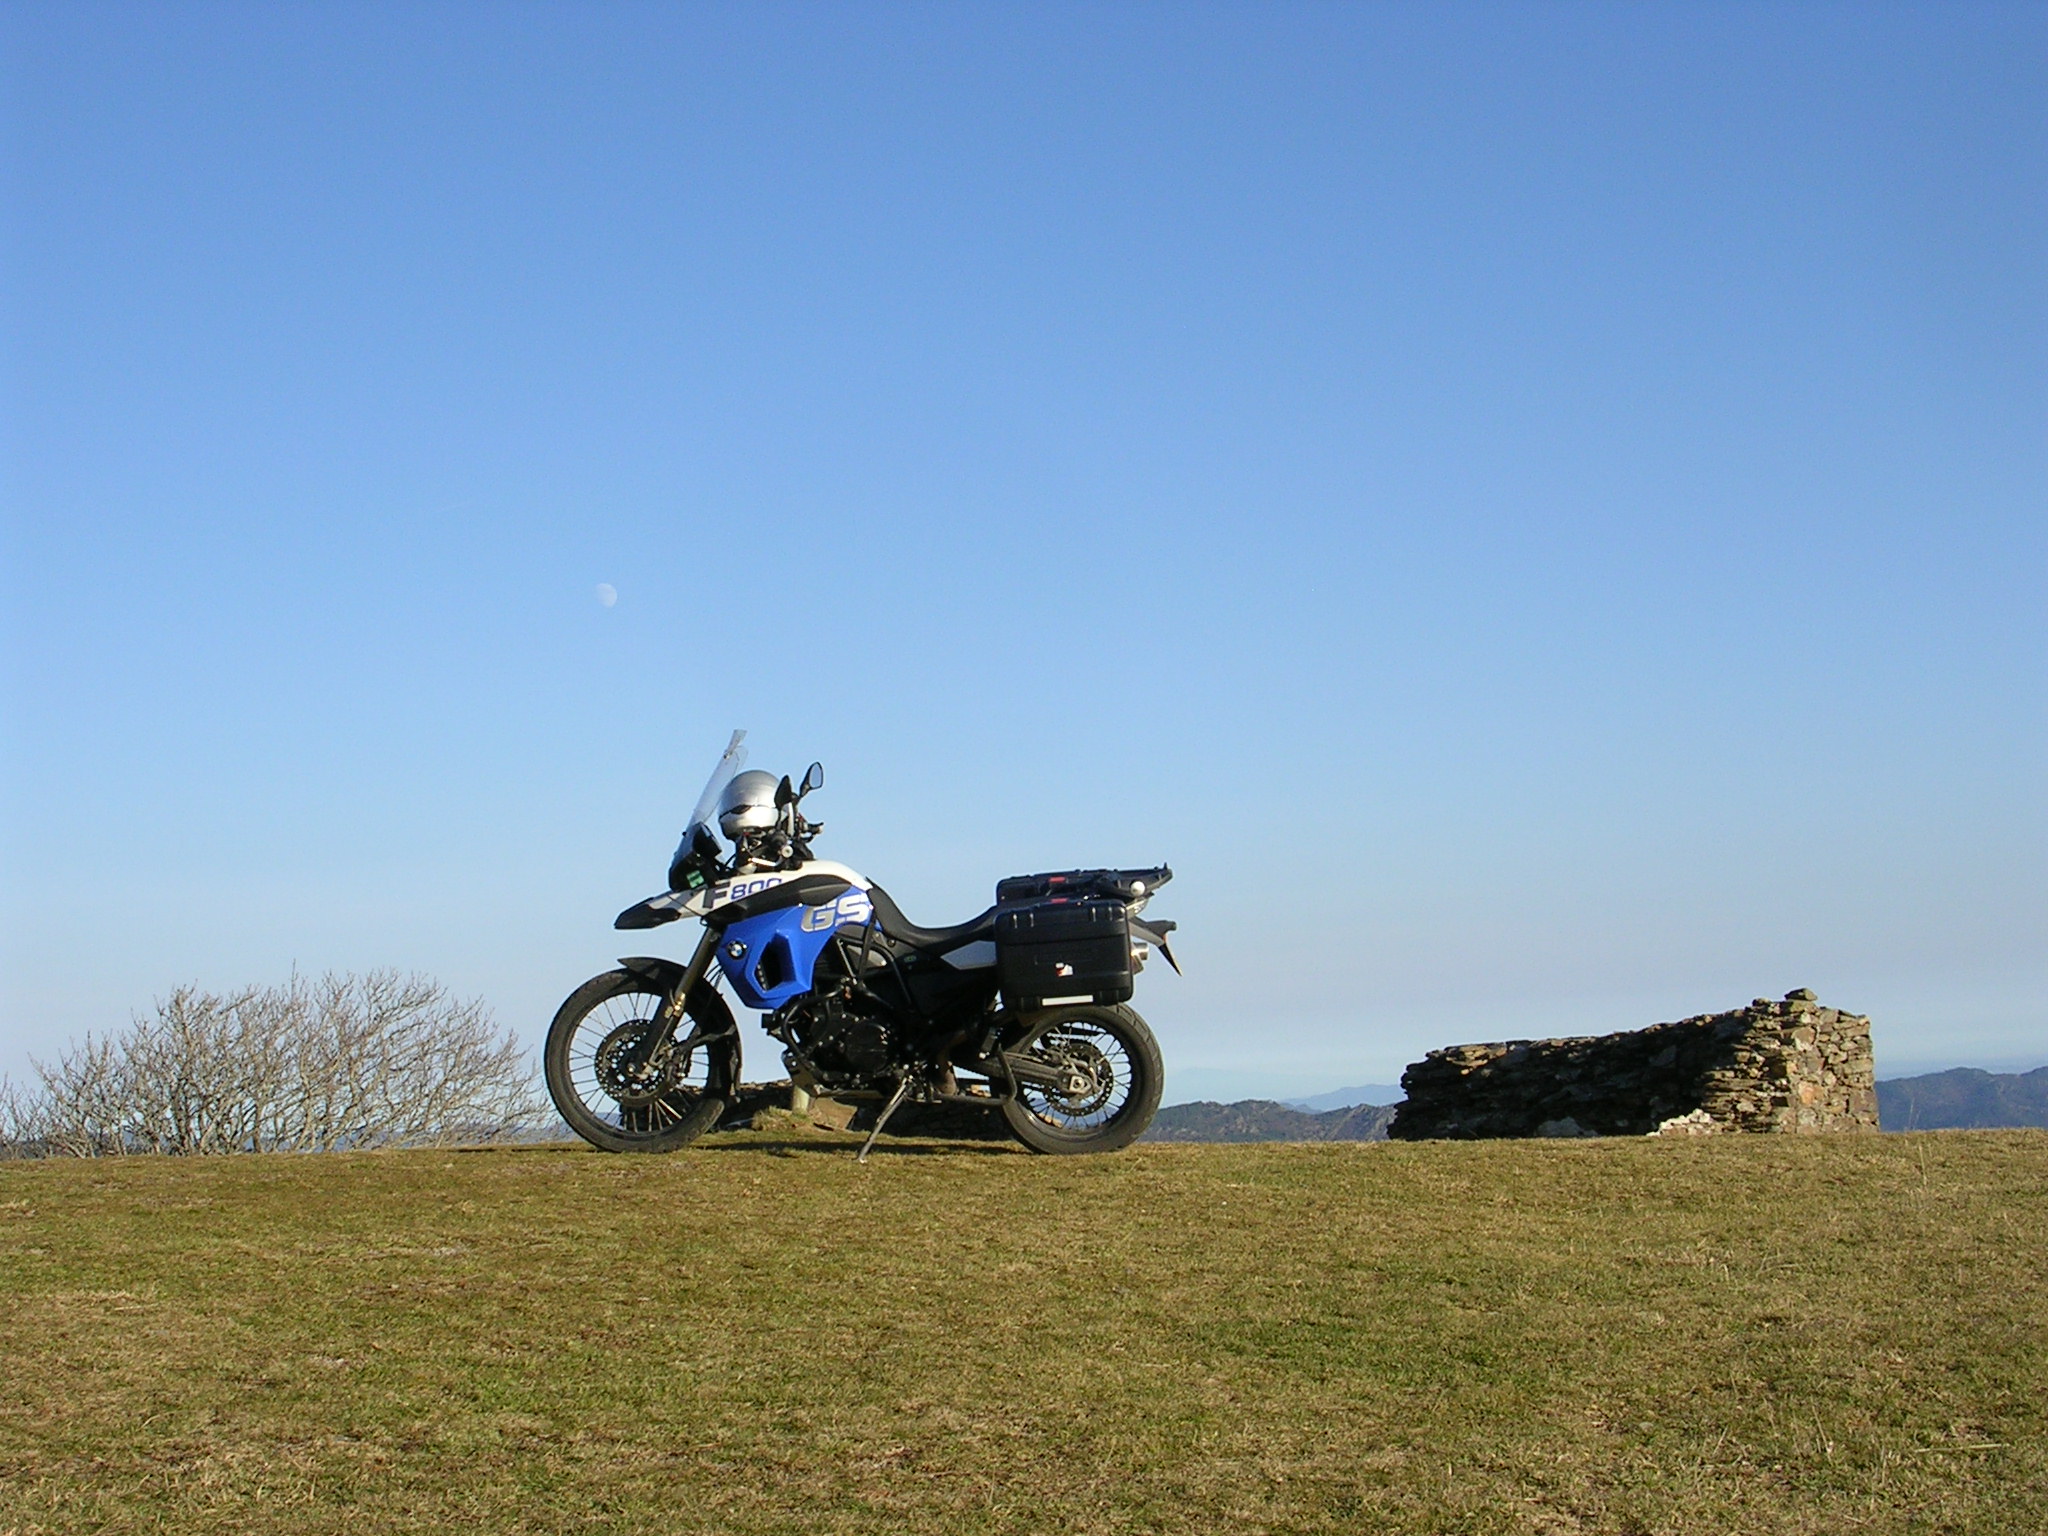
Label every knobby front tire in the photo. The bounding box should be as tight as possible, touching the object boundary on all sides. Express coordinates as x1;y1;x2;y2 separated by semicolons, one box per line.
1000;1004;1163;1155
545;968;737;1153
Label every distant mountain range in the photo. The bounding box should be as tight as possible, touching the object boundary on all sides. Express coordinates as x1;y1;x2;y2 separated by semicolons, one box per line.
1281;1084;1405;1113
1139;1067;2047;1144
1878;1067;2048;1130
1142;1099;1397;1143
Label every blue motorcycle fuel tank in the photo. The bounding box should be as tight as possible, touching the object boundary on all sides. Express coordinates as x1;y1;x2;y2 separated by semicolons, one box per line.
713;888;873;1010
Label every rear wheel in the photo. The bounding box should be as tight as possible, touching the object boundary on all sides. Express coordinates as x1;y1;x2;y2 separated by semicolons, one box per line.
1000;1004;1162;1155
545;969;737;1152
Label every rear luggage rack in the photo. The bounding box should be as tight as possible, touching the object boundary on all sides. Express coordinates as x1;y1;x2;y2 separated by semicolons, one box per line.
995;865;1171;907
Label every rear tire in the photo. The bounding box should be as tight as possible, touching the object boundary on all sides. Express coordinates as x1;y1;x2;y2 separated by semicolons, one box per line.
1000;1004;1162;1155
545;969;737;1153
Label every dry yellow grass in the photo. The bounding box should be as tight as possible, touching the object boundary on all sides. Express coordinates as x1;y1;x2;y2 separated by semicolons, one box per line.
1;1129;2042;1534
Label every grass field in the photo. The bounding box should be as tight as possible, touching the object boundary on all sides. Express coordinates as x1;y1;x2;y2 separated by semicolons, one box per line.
1;1129;2042;1535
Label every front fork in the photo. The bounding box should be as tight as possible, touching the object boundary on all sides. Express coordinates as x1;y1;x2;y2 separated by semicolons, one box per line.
643;926;733;1084
667;924;720;1018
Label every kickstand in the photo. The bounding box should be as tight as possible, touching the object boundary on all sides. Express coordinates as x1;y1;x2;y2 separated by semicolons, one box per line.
857;1077;913;1164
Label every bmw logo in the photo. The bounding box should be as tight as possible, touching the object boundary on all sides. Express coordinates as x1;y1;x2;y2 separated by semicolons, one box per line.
725;941;747;959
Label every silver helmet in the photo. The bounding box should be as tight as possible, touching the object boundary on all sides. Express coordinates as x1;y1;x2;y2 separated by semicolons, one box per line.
716;769;780;839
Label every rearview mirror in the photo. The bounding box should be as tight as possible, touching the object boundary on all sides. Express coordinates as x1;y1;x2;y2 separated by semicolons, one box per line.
802;761;825;794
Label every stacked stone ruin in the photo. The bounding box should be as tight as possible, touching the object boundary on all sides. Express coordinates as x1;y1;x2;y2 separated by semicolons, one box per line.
1388;990;1879;1140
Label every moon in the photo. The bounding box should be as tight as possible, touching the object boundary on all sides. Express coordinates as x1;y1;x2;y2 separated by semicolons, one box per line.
595;583;617;608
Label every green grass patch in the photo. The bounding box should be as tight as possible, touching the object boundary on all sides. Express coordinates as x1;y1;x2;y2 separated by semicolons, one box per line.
2;1130;2042;1534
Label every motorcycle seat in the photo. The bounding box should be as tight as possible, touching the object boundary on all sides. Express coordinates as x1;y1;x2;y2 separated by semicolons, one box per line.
864;885;997;953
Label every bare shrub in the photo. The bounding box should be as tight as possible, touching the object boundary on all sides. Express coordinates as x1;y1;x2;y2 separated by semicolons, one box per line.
0;972;541;1157
0;1075;55;1159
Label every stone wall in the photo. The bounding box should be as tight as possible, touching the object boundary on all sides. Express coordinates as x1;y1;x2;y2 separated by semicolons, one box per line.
1387;990;1879;1140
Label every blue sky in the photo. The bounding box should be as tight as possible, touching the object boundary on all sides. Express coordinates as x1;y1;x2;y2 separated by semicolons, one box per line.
3;2;2042;1101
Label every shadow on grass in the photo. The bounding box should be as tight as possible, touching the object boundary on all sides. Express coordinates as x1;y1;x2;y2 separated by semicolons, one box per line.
455;1134;1024;1159
694;1133;1026;1159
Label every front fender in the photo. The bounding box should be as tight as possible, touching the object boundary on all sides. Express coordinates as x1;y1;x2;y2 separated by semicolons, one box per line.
617;955;688;990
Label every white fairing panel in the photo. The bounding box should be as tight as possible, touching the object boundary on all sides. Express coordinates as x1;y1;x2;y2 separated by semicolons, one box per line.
636;860;875;922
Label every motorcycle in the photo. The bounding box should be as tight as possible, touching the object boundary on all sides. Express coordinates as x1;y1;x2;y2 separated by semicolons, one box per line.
543;732;1179;1158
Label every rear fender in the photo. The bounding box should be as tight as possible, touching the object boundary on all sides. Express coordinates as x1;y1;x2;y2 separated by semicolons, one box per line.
1129;918;1181;975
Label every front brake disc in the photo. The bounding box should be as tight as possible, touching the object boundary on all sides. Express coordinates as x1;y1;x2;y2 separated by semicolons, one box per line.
593;1019;680;1107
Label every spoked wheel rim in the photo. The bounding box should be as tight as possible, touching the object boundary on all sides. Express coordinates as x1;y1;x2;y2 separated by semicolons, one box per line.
561;984;715;1137
1016;1021;1135;1134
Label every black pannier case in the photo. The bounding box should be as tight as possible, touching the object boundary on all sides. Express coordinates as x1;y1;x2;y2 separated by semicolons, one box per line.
995;898;1135;1009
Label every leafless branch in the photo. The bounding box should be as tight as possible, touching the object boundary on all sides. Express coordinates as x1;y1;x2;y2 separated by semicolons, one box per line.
4;972;541;1156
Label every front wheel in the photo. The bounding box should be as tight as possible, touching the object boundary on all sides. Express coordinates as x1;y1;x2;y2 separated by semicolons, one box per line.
1000;1004;1163;1155
545;969;737;1152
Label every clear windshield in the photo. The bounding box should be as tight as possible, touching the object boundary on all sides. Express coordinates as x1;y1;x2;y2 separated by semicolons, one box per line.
684;729;749;841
